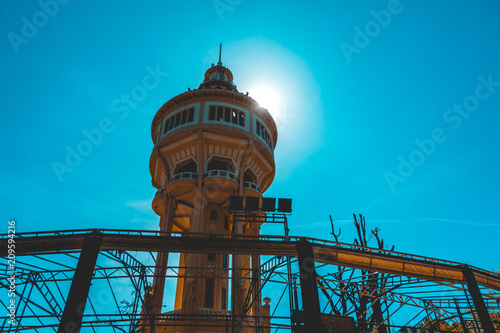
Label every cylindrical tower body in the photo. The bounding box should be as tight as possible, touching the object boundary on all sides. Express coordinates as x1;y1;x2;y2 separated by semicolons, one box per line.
148;60;277;332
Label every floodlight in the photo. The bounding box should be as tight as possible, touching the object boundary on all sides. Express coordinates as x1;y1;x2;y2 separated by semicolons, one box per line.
261;197;276;212
229;196;243;211
277;198;292;213
245;197;260;211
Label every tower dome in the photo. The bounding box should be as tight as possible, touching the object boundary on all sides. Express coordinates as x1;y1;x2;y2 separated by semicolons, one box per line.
199;62;237;91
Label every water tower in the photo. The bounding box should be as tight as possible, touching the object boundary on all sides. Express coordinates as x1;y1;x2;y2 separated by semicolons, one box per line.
148;48;277;332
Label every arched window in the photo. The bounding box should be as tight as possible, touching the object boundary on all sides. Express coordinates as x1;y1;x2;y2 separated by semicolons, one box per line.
243;169;257;183
207;157;235;173
174;159;197;174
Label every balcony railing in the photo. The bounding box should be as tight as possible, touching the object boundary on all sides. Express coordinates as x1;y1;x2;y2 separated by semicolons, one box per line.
157;309;181;321
204;169;237;181
197;308;232;320
243;181;261;193
169;172;198;183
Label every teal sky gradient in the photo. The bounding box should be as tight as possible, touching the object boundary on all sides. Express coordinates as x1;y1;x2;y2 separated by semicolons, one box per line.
1;0;500;272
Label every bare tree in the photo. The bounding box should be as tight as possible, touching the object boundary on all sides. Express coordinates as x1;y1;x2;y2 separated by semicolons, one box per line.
327;214;394;333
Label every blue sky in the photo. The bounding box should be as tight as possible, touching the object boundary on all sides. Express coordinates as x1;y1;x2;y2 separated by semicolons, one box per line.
1;0;500;273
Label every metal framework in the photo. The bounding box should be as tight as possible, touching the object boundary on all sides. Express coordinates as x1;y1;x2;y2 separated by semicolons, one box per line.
1;229;499;332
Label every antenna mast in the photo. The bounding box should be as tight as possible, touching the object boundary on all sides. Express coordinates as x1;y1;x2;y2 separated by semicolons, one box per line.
218;43;222;64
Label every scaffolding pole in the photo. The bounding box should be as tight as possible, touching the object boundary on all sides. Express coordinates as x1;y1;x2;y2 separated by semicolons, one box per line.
58;232;102;333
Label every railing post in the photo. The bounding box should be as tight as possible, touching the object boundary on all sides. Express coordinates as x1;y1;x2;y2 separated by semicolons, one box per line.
58;231;102;333
462;265;496;333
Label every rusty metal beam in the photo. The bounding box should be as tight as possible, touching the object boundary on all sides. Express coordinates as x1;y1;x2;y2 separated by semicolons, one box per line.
3;231;500;291
297;240;322;332
462;265;496;333
58;232;102;333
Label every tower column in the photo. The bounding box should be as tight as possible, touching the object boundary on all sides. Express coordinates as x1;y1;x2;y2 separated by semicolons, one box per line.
151;196;175;314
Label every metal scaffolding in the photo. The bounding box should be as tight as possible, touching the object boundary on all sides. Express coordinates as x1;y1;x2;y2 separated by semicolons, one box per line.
1;229;499;332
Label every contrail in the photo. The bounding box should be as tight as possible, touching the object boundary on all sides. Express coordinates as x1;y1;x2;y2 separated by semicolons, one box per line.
331;218;500;227
293;217;500;228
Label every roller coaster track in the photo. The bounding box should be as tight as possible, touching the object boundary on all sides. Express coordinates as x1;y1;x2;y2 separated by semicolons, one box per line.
2;228;500;291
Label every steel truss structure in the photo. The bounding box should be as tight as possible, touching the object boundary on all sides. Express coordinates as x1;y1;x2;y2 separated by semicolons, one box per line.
1;229;499;332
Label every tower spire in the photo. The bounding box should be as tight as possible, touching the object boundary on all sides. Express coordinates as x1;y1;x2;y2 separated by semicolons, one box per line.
200;46;237;91
218;43;222;65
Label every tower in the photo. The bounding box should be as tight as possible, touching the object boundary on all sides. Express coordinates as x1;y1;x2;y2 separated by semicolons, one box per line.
148;50;277;332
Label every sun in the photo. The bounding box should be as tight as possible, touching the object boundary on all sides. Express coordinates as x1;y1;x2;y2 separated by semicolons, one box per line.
248;85;282;119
